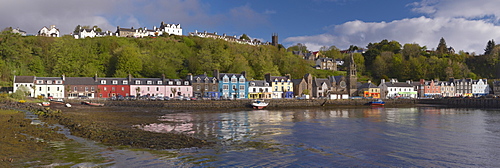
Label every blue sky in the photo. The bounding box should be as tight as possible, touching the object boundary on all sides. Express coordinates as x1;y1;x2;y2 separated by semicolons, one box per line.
2;0;500;54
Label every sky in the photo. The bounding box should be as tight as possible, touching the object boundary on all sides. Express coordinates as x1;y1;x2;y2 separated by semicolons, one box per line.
2;0;500;54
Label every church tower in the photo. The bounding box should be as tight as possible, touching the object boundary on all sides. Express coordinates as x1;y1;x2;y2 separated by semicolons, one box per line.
271;33;278;47
347;53;358;97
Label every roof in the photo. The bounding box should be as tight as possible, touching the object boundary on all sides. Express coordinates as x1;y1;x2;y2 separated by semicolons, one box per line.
65;77;98;85
249;80;269;87
314;78;332;88
358;82;379;89
14;76;35;83
382;82;414;87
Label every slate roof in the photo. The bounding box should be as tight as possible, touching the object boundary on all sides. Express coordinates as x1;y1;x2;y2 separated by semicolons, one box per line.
249;80;269;87
314;78;332;88
358;82;379;89
382;82;413;87
65;77;98;85
14;76;35;83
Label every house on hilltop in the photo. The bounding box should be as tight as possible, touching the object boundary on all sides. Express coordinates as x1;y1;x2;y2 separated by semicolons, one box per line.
38;25;59;37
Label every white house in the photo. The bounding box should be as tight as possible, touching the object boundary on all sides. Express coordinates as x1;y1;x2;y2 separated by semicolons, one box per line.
472;79;490;96
379;79;417;99
248;80;272;99
34;76;65;99
38;25;59;37
74;27;116;39
13;76;35;97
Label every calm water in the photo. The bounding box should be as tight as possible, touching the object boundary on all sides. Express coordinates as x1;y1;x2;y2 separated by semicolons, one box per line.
137;106;500;167
28;106;500;167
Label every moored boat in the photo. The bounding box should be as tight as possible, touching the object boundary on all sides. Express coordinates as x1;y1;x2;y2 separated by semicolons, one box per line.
65;103;72;108
41;102;50;107
369;99;385;106
82;101;104;107
251;99;268;109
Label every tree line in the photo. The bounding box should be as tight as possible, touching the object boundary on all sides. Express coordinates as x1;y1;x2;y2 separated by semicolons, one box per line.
1;27;499;87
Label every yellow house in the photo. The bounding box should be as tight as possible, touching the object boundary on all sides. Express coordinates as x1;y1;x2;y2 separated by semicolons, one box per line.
265;73;294;99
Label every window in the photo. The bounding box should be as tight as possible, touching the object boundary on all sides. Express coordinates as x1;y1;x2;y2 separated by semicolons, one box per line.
156;87;159;91
275;86;278;91
205;84;208;91
123;80;128;85
122;87;125;91
112;80;118;84
239;85;245;90
239;78;245;83
147;87;150;91
37;80;43;84
101;80;106;84
47;80;52;84
212;85;216;91
223;84;229;90
48;87;50;91
253;88;256;92
223;78;229;83
56;80;62;84
104;87;107;91
197;85;201;91
39;87;42;91
176;81;181;85
91;87;95;92
147;81;152;85
157;81;162;85
184;81;189;85
135;80;141;84
112;87;115;91
74;87;77;91
168;81;173;85
85;87;88;92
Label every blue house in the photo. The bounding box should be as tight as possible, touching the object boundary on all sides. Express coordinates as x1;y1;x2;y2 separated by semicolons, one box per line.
214;70;248;99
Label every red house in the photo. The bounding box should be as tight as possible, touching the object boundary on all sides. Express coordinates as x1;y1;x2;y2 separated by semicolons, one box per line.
97;77;131;98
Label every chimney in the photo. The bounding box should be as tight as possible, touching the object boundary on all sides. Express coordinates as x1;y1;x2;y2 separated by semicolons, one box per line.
285;74;291;80
368;80;371;83
265;73;271;82
161;74;166;82
61;74;65;81
213;70;220;80
128;74;133;83
241;71;246;78
381;79;386;84
94;73;98;82
187;73;193;81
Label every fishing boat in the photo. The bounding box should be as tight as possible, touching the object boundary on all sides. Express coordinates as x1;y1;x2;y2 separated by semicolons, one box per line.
81;101;104;107
369;99;385;106
41;102;50;107
251;99;268;109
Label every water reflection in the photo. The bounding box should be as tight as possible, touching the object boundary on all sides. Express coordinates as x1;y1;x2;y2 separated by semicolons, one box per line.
135;107;500;167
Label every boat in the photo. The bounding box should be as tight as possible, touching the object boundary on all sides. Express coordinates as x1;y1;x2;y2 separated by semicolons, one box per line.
81;101;104;107
41;102;50;107
65;103;72;108
251;99;268;109
369;99;385;106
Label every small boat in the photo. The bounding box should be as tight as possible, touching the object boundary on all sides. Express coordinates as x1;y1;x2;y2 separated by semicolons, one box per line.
41;102;51;107
251;99;268;109
369;99;385;106
81;101;104;107
65;103;72;108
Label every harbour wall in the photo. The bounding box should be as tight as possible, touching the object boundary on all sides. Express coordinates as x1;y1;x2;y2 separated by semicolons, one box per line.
75;99;418;109
418;98;500;108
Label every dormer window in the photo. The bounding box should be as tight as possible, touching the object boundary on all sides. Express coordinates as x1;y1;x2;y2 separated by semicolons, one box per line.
196;78;201;82
231;78;237;83
176;81;181;85
101;80;106;84
223;78;229;83
47;80;52;84
157;81;162;85
123;80;128;85
265;83;269;86
168;81;173;85
112;80;118;84
55;80;62;84
147;81;152;85
184;81;189;85
37;80;43;84
135;80;140;84
250;82;255;86
239;78;245;83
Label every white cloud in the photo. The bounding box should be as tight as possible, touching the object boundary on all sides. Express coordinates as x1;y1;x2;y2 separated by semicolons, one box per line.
284;16;500;53
284;0;500;53
410;0;500;22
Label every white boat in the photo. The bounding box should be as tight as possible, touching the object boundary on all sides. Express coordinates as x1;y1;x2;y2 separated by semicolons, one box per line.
251;99;268;109
65;103;72;108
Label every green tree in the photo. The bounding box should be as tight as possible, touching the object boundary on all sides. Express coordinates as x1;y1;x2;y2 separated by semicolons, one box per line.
436;37;448;56
484;39;495;55
113;45;143;77
240;34;250;41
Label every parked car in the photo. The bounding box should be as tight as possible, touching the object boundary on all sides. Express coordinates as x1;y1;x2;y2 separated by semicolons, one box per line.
164;96;171;101
174;96;184;100
157;96;164;101
149;96;157;101
190;97;197;100
184;97;191;101
126;95;136;100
